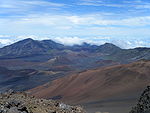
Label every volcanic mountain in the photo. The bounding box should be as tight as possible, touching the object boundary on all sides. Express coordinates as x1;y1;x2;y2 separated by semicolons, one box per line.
30;60;150;113
0;38;150;63
0;38;64;59
96;43;122;54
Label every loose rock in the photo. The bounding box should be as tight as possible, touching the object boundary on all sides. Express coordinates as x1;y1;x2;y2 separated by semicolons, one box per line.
0;91;86;113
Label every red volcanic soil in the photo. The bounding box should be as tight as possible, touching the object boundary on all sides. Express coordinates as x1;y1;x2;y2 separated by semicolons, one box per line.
29;60;150;112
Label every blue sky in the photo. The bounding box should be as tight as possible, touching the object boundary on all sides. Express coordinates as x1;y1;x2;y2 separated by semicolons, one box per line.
0;0;150;48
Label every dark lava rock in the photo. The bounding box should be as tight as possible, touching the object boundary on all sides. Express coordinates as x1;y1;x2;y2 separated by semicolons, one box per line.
0;90;86;113
130;86;150;113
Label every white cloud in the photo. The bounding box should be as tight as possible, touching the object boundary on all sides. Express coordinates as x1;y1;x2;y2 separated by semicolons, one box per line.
0;39;13;45
0;0;65;16
53;37;84;45
1;14;150;35
78;0;128;8
0;35;10;38
52;36;111;46
79;0;150;10
111;39;150;49
67;15;150;26
16;35;49;40
21;1;65;7
78;2;125;8
0;36;111;47
0;0;65;8
67;16;95;24
92;37;112;40
0;13;150;48
0;35;149;49
134;4;150;9
1;14;150;43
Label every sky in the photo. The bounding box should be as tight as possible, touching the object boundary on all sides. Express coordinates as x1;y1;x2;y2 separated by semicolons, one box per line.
0;0;150;48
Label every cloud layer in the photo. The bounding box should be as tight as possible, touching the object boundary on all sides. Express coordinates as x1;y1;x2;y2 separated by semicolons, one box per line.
0;35;149;49
0;0;150;48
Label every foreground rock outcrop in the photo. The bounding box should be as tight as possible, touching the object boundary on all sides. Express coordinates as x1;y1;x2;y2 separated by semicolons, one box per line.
130;86;150;113
0;90;86;113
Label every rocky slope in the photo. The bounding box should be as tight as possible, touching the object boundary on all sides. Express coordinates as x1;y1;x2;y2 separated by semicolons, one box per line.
0;90;86;113
130;86;150;113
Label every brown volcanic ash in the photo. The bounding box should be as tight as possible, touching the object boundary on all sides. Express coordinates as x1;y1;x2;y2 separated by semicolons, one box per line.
30;60;150;104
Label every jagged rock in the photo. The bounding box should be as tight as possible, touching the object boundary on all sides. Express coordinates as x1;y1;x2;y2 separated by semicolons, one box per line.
130;86;150;113
0;91;86;113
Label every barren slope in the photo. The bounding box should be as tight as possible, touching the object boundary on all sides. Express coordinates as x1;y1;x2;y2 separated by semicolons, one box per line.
29;60;150;113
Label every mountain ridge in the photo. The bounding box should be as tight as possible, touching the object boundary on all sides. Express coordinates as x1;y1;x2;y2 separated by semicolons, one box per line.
0;38;150;63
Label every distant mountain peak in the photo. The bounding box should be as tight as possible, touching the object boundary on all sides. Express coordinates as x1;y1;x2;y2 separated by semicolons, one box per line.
21;38;34;42
97;43;121;54
101;43;120;48
15;38;36;45
81;42;93;47
0;38;64;58
25;38;33;40
103;42;112;45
